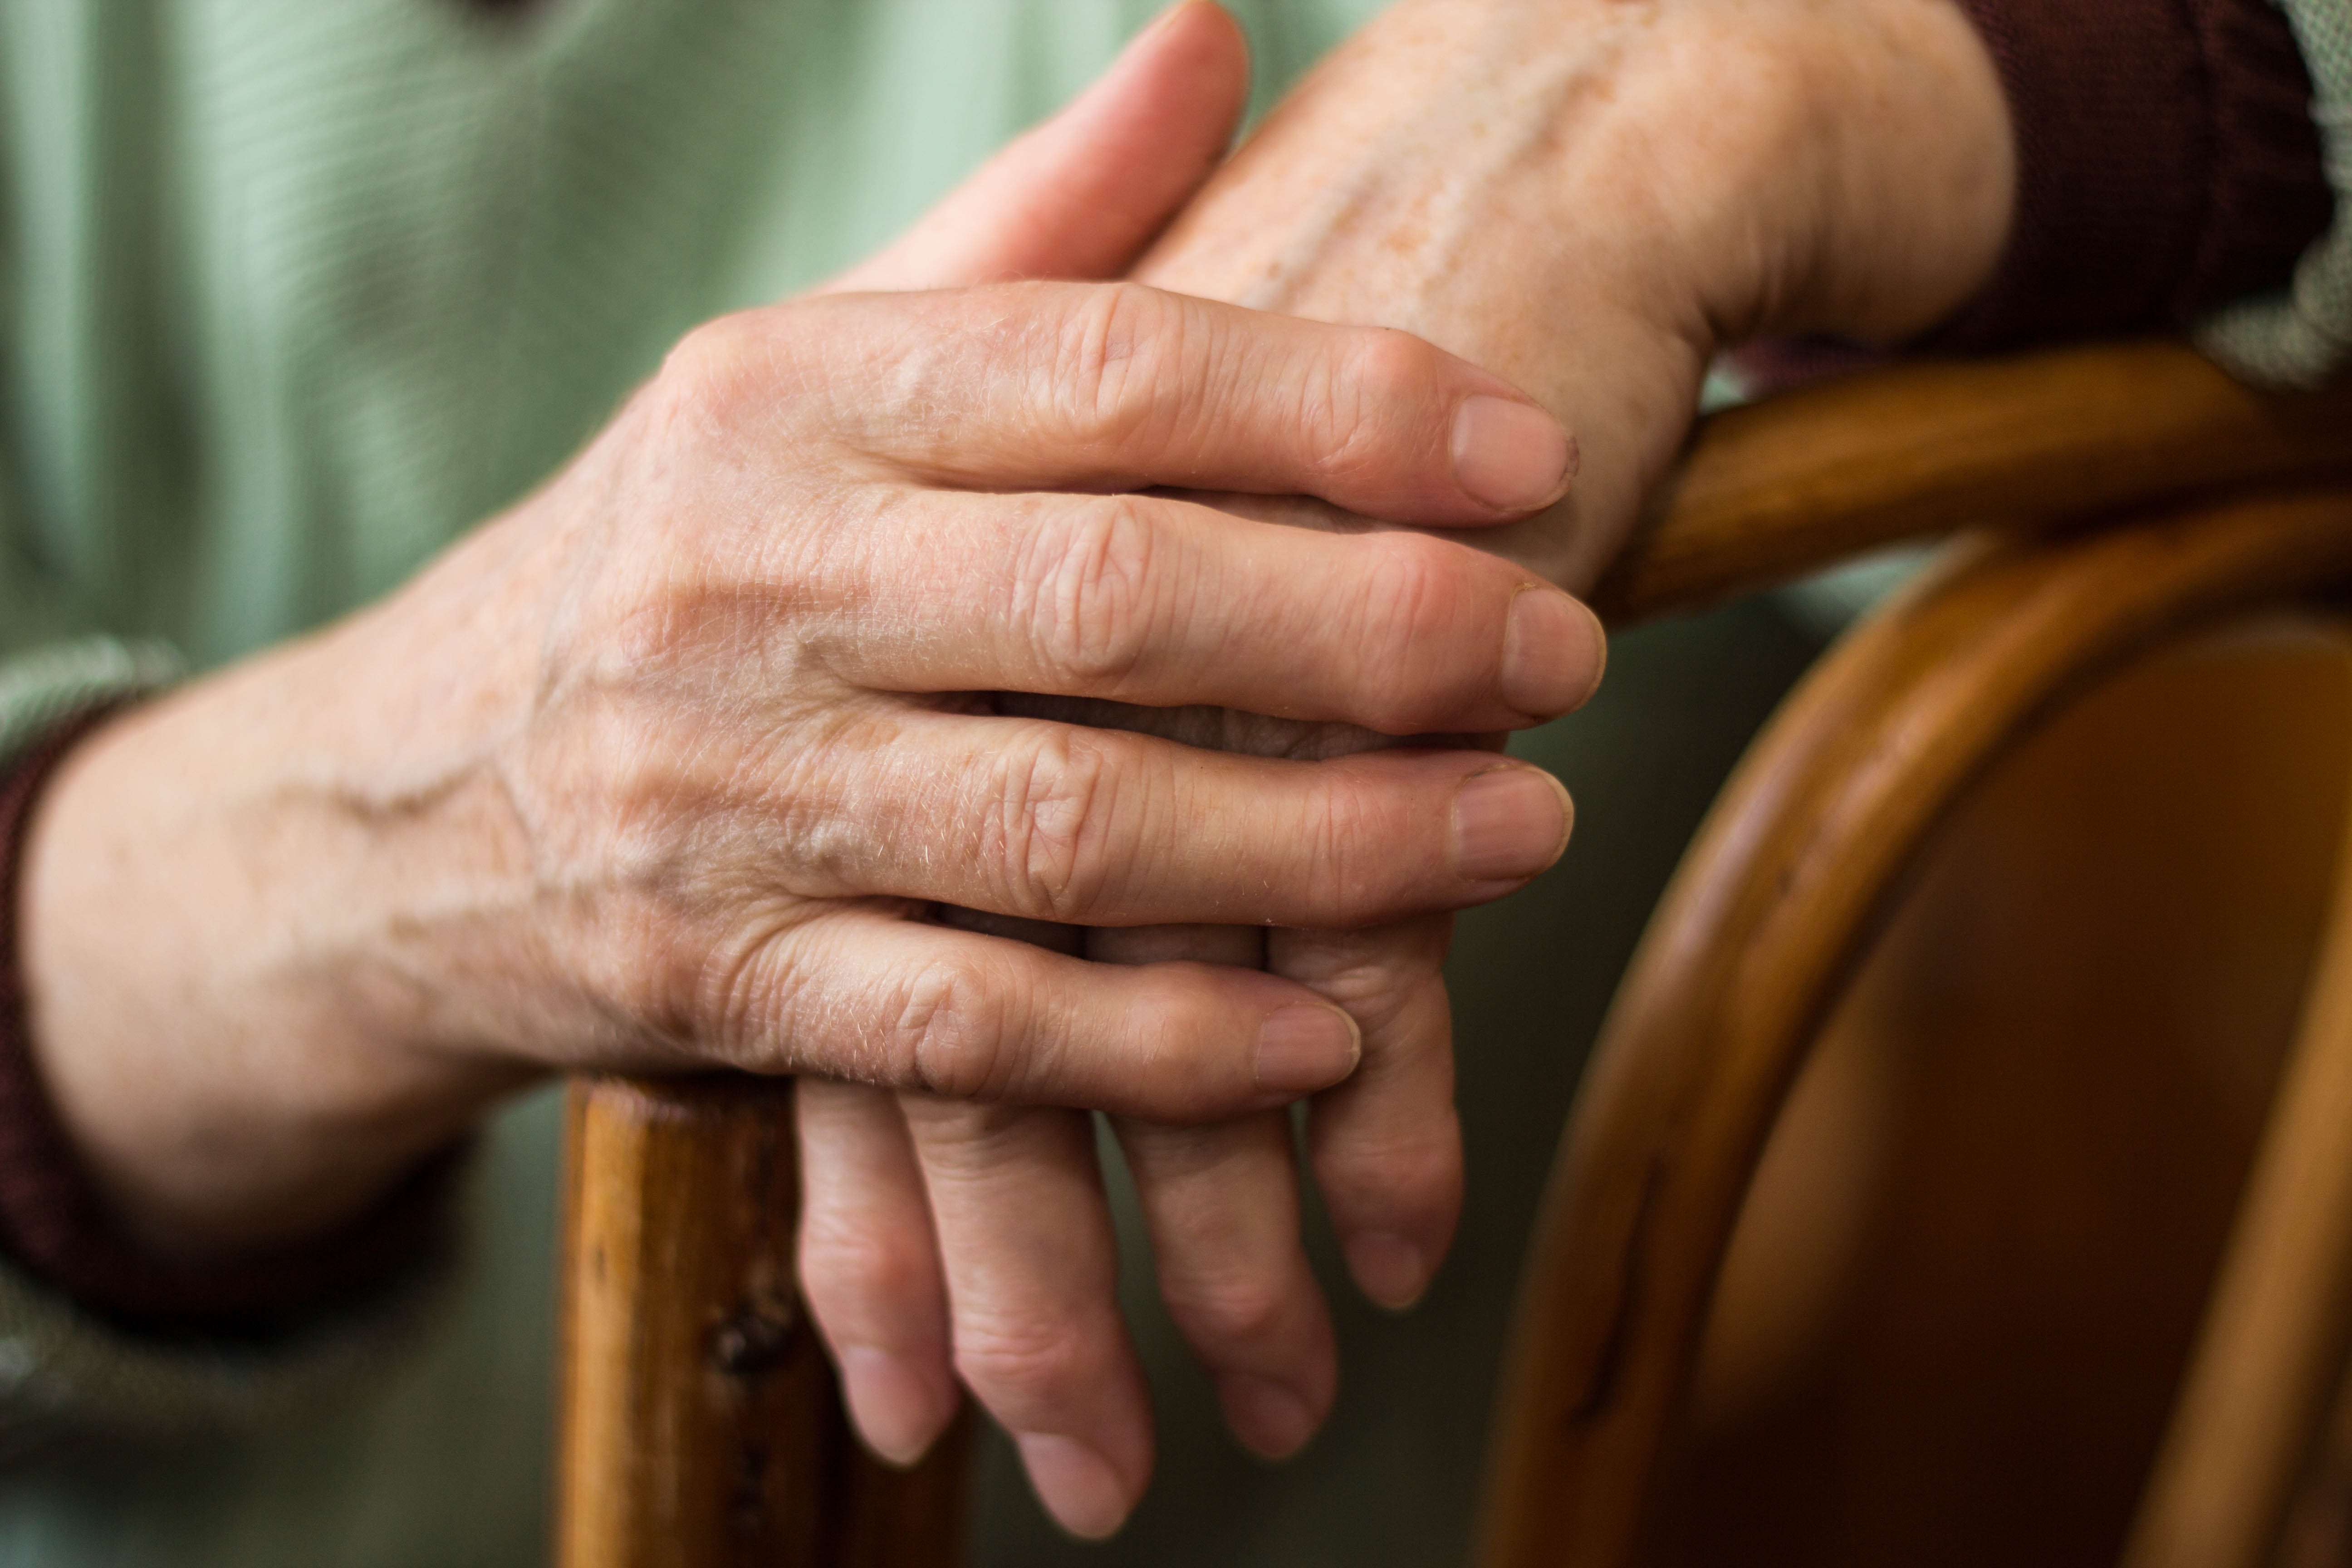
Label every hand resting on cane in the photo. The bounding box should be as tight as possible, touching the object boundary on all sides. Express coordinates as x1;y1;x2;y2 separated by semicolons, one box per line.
12;0;1599;1545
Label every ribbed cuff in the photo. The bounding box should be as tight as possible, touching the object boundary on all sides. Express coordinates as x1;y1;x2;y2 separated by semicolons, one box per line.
1932;0;2331;348
0;700;468;1335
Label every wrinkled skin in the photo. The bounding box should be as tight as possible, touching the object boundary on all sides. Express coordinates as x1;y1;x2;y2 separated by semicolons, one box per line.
18;6;1602;1539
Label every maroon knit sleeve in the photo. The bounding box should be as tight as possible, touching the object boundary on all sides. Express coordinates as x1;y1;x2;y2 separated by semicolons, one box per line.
1934;0;2334;348
0;707;466;1334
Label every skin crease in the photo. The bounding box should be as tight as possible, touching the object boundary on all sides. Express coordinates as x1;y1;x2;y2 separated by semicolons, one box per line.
796;0;2017;1539
10;0;2018;1544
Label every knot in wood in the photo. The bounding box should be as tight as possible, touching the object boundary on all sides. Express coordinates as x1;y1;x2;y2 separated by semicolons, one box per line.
709;1303;797;1376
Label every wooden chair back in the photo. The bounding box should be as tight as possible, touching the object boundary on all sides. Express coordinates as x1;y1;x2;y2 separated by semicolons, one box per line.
1481;490;2352;1567
1481;348;2352;1568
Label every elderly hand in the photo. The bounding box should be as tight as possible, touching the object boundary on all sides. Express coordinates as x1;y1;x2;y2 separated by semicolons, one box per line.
17;0;1596;1464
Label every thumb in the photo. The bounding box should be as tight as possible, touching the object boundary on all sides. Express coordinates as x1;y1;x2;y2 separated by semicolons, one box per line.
823;2;1250;293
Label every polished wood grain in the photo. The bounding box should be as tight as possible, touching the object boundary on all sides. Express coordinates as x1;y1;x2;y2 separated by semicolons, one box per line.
2122;705;2352;1568
1597;342;2352;625
1475;484;2352;1568
555;1076;969;1568
1653;620;2352;1568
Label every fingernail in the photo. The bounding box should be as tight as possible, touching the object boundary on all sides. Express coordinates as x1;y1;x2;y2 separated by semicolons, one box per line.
1450;767;1572;883
1501;585;1607;719
1218;1373;1321;1460
1255;1004;1362;1095
839;1347;950;1467
1346;1231;1431;1310
1017;1433;1132;1540
1451;395;1573;512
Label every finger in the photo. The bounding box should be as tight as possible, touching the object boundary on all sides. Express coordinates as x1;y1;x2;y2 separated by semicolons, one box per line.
795;1079;960;1464
900;1097;1152;1540
1092;925;1339;1460
826;3;1249;293
807;489;1606;729
723;908;1364;1120
789;710;1575;926
1117;1112;1337;1459
1275;917;1465;1309
784;281;1575;523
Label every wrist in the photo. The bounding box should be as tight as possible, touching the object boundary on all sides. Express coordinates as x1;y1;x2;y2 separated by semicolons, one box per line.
1646;0;2014;349
16;583;546;1255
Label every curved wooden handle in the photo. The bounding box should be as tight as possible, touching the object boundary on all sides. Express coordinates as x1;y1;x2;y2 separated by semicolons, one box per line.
1597;340;2352;624
557;1077;970;1568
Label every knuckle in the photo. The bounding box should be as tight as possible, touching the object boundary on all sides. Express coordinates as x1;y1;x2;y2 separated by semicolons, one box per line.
577;555;731;686
1348;327;1443;404
1054;281;1187;450
800;1223;937;1319
1279;929;1451;1030
989;729;1138;922
1016;497;1162;690
1164;1273;1291;1351
514;744;779;1053
884;956;1021;1100
697;912;817;1068
652;311;779;436
1317;1117;1463;1220
1311;329;1439;485
575;888;803;1073
953;1318;1095;1412
1293;765;1392;921
1349;532;1484;732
